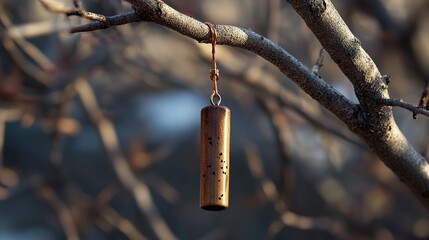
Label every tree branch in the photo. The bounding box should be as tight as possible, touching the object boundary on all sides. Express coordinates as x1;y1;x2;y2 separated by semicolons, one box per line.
287;0;429;208
415;80;429;119
39;0;141;33
40;0;107;22
70;11;139;33
134;1;358;125
38;0;429;209
122;0;429;209
38;0;357;127
380;98;429;118
287;0;388;109
127;2;429;210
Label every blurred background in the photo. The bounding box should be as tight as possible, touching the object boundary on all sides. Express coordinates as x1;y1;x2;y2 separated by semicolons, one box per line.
1;0;429;239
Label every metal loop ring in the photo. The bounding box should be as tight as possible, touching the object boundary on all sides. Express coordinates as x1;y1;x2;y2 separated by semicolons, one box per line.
210;92;222;106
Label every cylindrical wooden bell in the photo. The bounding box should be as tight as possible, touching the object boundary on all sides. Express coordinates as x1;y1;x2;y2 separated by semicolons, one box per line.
200;105;231;211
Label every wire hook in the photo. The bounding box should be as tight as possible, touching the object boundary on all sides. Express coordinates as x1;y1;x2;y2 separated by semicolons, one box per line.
206;22;221;105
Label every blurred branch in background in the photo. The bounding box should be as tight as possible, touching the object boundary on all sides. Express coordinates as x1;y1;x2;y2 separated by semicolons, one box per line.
37;186;80;240
0;107;24;200
0;11;55;72
257;98;294;210
76;78;177;240
244;143;347;239
96;204;148;240
0;16;52;86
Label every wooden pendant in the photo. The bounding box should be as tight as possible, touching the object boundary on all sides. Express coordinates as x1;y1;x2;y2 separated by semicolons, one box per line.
200;105;231;211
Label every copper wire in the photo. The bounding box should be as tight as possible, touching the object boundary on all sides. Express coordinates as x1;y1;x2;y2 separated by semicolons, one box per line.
206;22;221;106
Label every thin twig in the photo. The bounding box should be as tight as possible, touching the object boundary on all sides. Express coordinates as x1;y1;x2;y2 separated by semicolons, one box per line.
70;11;139;33
414;81;429;119
40;0;108;23
380;98;429;118
38;0;139;33
312;48;325;73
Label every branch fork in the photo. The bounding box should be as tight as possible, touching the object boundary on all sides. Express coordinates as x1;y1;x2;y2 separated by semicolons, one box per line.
37;0;429;210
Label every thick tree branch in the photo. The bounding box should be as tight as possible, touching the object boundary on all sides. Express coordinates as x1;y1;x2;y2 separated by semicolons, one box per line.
287;0;388;109
287;0;429;208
